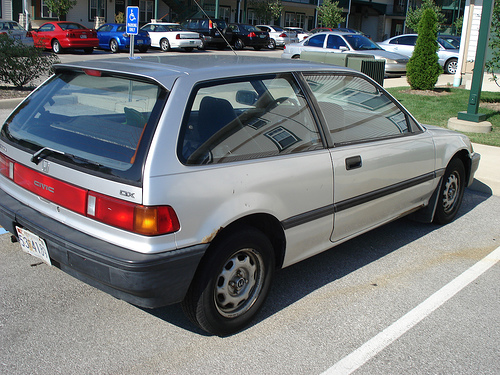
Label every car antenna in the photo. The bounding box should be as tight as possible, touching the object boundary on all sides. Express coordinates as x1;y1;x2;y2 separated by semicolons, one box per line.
192;0;236;56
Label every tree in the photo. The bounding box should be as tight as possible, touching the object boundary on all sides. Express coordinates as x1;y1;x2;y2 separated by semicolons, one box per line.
0;35;59;88
250;0;283;24
406;8;442;90
486;0;500;85
44;0;77;21
317;0;345;29
405;0;446;33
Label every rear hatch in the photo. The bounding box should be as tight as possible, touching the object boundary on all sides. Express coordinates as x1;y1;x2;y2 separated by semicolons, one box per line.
0;67;178;241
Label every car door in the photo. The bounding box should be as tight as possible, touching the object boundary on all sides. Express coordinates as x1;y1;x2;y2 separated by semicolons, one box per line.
33;23;55;49
387;35;417;57
302;33;327;53
302;72;436;242
97;24;112;49
326;34;348;52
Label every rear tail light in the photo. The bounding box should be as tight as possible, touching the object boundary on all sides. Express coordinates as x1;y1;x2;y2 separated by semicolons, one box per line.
176;34;181;39
279;33;287;37
248;32;256;38
26;31;32;37
0;153;14;179
87;192;179;235
0;152;180;236
209;20;213;29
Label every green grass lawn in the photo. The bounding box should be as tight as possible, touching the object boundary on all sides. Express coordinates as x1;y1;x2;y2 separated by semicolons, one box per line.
386;87;500;147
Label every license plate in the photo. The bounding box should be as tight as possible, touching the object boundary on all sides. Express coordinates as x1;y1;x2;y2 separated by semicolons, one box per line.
259;35;265;38
16;227;51;265
190;40;194;44
80;34;87;39
137;40;143;44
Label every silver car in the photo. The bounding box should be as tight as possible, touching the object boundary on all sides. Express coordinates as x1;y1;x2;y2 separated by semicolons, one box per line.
0;56;479;336
256;25;299;49
0;20;33;46
282;31;409;77
378;34;459;74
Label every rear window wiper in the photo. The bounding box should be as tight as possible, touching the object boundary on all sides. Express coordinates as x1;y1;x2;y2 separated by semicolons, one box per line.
31;146;103;168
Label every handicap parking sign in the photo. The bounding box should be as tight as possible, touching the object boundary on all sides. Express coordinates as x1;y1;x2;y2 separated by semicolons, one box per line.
126;6;139;35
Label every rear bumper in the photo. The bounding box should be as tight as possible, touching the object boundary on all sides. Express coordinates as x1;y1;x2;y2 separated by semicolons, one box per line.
0;188;207;309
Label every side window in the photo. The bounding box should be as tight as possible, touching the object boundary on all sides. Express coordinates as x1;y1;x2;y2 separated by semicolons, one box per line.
398;36;417;45
179;74;323;165
304;74;414;145
326;35;347;49
305;34;325;48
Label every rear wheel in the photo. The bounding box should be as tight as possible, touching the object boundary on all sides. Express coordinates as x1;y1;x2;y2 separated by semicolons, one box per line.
52;39;62;54
160;38;170;52
267;39;276;49
182;226;275;336
433;158;465;224
445;58;458;74
110;39;119;53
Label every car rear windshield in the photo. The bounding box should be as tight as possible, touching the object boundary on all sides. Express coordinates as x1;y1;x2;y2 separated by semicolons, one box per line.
1;69;167;184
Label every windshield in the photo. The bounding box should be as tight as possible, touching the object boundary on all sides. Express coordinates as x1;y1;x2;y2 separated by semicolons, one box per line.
344;34;382;51
2;70;167;182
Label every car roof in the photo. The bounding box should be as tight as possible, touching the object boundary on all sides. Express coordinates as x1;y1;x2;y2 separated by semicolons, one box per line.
54;55;351;90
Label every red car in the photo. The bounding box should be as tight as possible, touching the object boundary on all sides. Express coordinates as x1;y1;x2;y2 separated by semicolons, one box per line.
32;21;99;54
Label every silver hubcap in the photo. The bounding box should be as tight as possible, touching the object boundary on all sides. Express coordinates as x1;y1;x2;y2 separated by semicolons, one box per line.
448;61;457;74
442;171;460;213
215;249;264;318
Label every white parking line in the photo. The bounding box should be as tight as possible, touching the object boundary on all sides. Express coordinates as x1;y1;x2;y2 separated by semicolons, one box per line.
322;246;500;375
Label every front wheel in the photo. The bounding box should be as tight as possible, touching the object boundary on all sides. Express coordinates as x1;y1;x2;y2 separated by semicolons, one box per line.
160;38;170;52
433;158;465;224
110;39;119;53
267;39;276;49
52;39;62;54
234;38;245;50
445;58;458;74
182;226;275;336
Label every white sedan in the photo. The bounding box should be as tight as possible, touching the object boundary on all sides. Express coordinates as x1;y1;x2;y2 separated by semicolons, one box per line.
141;23;201;52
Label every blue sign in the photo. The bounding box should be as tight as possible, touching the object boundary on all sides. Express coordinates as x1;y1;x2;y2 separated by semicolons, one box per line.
126;6;139;35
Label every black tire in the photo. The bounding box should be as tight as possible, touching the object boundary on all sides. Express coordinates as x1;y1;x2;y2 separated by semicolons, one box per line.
234;38;245;50
198;37;207;50
182;226;275;336
110;39;119;53
433;158;465;224
268;39;276;49
52;39;62;54
160;38;170;52
291;54;300;59
445;58;458;74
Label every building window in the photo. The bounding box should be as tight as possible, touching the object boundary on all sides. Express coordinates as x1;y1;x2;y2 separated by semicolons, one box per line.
139;0;153;23
284;12;295;27
296;13;305;28
219;6;231;23
89;0;106;21
247;8;257;24
42;0;56;18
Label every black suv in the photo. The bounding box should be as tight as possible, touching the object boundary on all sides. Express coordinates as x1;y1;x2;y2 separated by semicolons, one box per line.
180;18;231;49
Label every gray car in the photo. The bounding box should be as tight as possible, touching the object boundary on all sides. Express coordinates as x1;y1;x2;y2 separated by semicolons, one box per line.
0;55;479;336
282;31;409;77
378;34;460;74
0;20;33;46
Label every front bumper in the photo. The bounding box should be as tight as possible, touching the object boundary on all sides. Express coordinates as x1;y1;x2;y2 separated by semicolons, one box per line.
468;152;481;186
0;188;207;309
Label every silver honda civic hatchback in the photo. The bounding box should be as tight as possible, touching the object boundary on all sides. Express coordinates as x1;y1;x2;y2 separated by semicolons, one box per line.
0;55;479;335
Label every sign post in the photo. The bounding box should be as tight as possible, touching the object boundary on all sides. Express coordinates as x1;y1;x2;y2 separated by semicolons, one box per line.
126;6;139;59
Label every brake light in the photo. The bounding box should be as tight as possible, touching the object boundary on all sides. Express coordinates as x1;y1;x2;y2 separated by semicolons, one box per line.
26;31;32;37
0;152;180;236
279;33;287;37
209;20;213;29
176;34;181;39
0;153;14;179
248;32;256;38
84;69;101;77
88;192;179;235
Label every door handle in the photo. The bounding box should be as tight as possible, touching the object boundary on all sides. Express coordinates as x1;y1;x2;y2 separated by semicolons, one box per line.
345;155;362;170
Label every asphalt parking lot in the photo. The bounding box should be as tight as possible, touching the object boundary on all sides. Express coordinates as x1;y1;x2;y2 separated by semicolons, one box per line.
1;47;499;374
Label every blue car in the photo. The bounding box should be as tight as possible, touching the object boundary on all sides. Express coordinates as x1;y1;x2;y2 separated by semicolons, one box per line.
97;23;150;53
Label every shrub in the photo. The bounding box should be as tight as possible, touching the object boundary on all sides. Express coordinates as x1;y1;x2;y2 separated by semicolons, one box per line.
406;8;442;90
0;34;59;88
